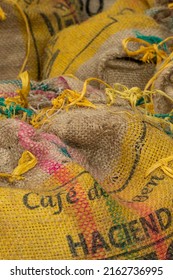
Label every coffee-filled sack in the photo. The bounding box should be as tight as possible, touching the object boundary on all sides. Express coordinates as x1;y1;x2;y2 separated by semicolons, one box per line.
42;0;171;90
1;75;173;260
0;0;79;80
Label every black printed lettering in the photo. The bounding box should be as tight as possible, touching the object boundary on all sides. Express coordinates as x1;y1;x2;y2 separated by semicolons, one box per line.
23;192;40;210
146;175;165;187
121;223;133;245
54;3;68;11
88;182;108;200
40;195;57;208
66;233;89;257
156;208;172;231
108;225;126;248
129;219;146;242
88;182;99;200
66;207;173;258
66;187;79;204
140;213;159;238
117;8;135;16
54;193;65;215
132;175;165;202
45;49;60;78
91;231;110;254
166;240;173;259
23;187;79;215
40;13;55;36
86;0;104;17
54;12;63;30
132;195;148;202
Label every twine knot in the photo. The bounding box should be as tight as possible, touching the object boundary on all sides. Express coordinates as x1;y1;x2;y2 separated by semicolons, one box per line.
0;151;37;183
5;71;30;108
106;84;144;108
30;77;112;128
122;37;169;66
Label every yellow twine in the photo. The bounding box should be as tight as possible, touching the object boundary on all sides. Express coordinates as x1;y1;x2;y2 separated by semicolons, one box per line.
105;83;173;136
65;77;112;109
122;37;171;65
30;76;173;130
168;3;173;9
30;107;50;129
64;74;80;80
9;0;31;75
106;83;173;110
132;36;173;91
17;71;30;107
122;34;173;91
123;35;173;92
30;77;113;128
106;84;144;108
145;51;173;91
0;150;37;183
5;71;30;108
30;89;96;128
1;0;31;74
52;89;96;110
0;6;6;20
145;155;173;179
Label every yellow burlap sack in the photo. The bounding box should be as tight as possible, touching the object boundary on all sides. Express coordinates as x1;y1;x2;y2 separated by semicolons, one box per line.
0;159;113;260
0;75;173;260
0;0;79;80
42;0;171;90
76;0;158;21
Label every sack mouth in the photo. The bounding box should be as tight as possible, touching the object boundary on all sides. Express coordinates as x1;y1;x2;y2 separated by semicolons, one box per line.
98;49;156;90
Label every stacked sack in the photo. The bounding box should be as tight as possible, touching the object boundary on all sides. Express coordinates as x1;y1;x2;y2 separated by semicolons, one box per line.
76;0;157;21
145;1;173;113
0;72;173;259
0;0;80;80
42;0;172;91
0;0;173;260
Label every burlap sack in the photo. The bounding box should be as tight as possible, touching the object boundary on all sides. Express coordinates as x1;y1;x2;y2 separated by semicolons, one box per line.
146;5;173;31
42;0;172;90
77;0;158;21
152;62;173;113
143;1;173;115
0;75;71;115
0;0;79;80
76;0;116;21
0;75;173;260
155;0;173;5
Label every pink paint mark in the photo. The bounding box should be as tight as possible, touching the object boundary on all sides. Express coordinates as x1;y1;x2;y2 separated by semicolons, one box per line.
0;92;17;98
57;76;71;90
40;132;65;146
18;121;63;174
39;159;61;174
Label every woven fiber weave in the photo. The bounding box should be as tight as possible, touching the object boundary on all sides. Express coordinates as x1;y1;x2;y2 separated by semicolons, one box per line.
42;0;172;90
0;75;173;259
0;0;79;80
